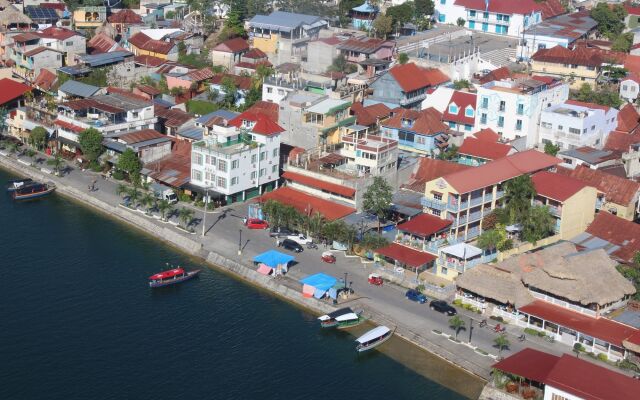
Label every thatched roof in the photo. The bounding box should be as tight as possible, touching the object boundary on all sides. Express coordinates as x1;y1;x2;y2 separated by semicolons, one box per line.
457;242;636;307
0;0;33;27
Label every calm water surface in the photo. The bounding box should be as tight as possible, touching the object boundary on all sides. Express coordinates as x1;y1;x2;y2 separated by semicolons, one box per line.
0;169;476;400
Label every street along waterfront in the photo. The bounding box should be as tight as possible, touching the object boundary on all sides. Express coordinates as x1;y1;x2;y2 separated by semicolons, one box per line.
0;169;482;399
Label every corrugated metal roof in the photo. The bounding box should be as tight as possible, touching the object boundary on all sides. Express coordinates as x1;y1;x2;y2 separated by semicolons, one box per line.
78;51;133;67
59;80;101;98
249;11;325;32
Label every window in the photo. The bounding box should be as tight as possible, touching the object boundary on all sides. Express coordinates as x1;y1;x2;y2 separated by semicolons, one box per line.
260;151;266;161
480;113;487;124
192;152;203;165
550;394;570;400
483;12;489;19
259;168;266;177
569;127;580;134
623;85;628;91
267;87;273;93
210;156;216;165
66;41;73;46
498;116;504;128
231;177;238;185
56;55;61;60
448;104;458;114
481;97;488;109
499;101;505;112
517;104;524;115
440;0;445;4
205;155;210;165
591;125;595;131
449;121;456;128
465;106;474;117
469;21;475;29
469;10;476;17
432;209;441;217
231;159;239;169
216;176;227;188
251;154;257;163
272;164;277;173
558;125;563;131
251;171;257;180
515;119;522;131
438;14;445;22
541;122;552;129
482;22;488;31
433;193;442;200
191;169;202;181
272;148;279;157
218;159;227;172
465;124;472;131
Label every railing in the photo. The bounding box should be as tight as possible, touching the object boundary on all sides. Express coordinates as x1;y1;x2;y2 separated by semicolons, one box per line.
446;202;459;212
484;193;493;202
529;290;597;317
466;226;480;239
421;197;446;210
470;196;483;207
548;205;562;216
495;190;504;199
468;210;482;223
424;238;446;254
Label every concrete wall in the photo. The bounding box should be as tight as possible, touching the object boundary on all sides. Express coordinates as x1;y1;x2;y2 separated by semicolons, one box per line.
559;186;597;240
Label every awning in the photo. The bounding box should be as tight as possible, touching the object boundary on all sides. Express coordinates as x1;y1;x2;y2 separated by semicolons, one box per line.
300;273;338;291
257;264;272;275
441;243;482;259
375;243;436;268
253;250;294;268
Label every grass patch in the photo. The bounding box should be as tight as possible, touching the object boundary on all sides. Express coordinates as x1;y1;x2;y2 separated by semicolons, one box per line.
475;348;488;355
187;100;220;116
432;329;442;335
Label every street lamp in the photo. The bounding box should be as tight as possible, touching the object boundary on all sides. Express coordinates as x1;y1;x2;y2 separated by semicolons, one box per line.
468;317;474;344
201;187;211;237
238;229;242;255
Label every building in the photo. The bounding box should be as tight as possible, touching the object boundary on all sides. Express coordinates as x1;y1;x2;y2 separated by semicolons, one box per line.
37;27;86;62
234;48;271;75
58;80;103;100
491;348;640;400
620;73;640;103
248;11;328;65
25;6;59;25
349;102;392;130
301;37;341;75
442;90;476;134
12;47;63;80
556;165;640;221
531;171;597;239
422;150;560;241
87;32;125;55
402;157;471;193
575;211;640;264
457;128;514;166
302;98;354;146
154;107;196;139
340;127;398;176
127;32;178;61
103;129;172;165
456;242;637;361
368;63;450;109
538;100;618;151
210;37;249;70
336;36;395;67
380;108;449;155
189;110;284;203
107;9;143;38
73;6;107;30
351;1;378;30
475;75;569;143
557;146;622;171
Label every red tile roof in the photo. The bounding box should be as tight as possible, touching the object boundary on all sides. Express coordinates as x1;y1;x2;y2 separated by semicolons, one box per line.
185;67;215;82
39;27;79;40
388;63;449;92
531;171;589;202
128;32;175;55
136;84;162;96
282;171;356;198
519;300;639;347
375;243;436;268
0;78;32;106
54;119;85;133
444;150;560;194
478;66;511;84
383;107;448;136
118;129;165;144
229;111;284;137
614;104;640;134
538;0;566;19
260;186;355;221
473;128;500;142
155;107;193;128
245;101;279;122
533;45;626;67
87;32;125;54
12;32;41;43
243;48;268;59
586;212;640;263
350;102;392;126
605;130;640;152
556;165;640;205
108;9;143;24
397;213;452;237
24;46;60;57
133;54;165;67
494;349;640;400
33;69;56;91
402;158;471;192
624;54;640;75
458;136;512;161
213;37;249;53
443;90;476;125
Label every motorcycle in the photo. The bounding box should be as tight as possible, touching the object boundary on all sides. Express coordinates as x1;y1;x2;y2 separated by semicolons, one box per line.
518;334;526;342
494;324;506;333
479;319;487;328
307;242;318;249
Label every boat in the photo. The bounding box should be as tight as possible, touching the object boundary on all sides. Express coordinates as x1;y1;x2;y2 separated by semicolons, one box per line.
12;183;55;200
355;326;394;352
148;267;201;288
318;307;355;328
6;178;34;192
335;311;366;329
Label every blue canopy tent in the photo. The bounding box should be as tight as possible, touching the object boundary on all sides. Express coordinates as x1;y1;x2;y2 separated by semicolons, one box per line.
300;273;338;299
253;250;294;269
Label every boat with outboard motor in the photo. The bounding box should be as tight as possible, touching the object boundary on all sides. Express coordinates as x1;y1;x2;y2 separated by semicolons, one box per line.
12;182;55;200
148;267;200;288
318;307;366;329
355;325;394;352
6;178;33;192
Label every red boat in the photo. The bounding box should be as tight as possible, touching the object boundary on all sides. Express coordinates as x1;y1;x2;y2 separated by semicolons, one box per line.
148;267;200;288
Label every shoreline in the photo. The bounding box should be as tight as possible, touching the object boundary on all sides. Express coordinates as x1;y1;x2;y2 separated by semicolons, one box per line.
0;155;487;398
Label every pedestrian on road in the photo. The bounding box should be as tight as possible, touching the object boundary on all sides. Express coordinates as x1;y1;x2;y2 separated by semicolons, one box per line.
242;217;247;225
276;238;281;247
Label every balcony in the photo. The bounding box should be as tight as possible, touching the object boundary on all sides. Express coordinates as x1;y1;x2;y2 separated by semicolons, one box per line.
466;226;480;239
548;205;562;216
399;92;427;106
470;196;484;207
496;190;504;199
468;210;483;223
484;193;493;202
421;197;446;210
424;238;446;254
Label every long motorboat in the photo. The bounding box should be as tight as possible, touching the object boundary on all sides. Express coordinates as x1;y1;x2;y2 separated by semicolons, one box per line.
335;311;366;329
6;178;33;192
318;307;355;328
148;267;200;288
12;183;55;200
355;326;394;352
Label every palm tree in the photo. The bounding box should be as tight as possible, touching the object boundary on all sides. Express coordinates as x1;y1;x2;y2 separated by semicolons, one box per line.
307;212;324;239
47;153;64;176
116;183;128;199
141;193;156;214
449;316;466;340
127;186;140;208
157;200;174;222
494;334;510;356
178;207;195;230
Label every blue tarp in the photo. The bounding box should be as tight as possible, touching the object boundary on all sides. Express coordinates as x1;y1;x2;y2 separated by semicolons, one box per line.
253;250;294;268
300;273;338;291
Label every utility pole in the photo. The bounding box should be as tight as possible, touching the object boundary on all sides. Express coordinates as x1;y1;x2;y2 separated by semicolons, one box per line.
238;229;242;255
468;317;473;344
202;187;209;237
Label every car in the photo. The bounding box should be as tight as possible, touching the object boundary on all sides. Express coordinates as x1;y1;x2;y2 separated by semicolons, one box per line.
269;227;294;237
405;289;427;304
429;300;457;316
246;218;269;229
286;233;313;245
279;238;303;253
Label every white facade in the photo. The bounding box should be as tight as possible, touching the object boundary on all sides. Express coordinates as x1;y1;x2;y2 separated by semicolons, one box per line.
340;132;398;176
539;102;618;150
475;78;569;143
620;77;640;103
261;80;296;105
190;121;281;199
543;386;583;400
518;34;570;61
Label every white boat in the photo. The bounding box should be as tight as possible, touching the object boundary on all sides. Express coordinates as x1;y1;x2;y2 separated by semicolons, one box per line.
318;307;354;328
355;325;394;352
335;311;366;329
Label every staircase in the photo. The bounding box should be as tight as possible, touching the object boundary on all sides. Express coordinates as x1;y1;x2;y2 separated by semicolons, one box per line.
479;48;517;68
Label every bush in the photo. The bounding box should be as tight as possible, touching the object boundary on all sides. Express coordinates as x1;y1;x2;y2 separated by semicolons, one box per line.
26;149;36;157
475;348;488;355
178;192;191;202
112;170;124;180
618;358;640;372
489;316;504;322
524;327;543;336
573;343;585;353
597;353;608;362
452;299;463;306
416;284;425;293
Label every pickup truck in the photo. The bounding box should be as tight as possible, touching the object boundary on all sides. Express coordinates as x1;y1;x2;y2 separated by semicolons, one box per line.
286;234;313;245
151;183;178;204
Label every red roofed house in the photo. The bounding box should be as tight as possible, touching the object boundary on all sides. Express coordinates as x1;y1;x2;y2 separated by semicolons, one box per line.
381;107;450;154
87;32;126;55
581;211;640;264
127;32;178;61
531;171;597;239
491;348;640;400
189;109;284;204
0;78;32;110
369;62;450;109
107;9;143;37
442;90;476;134
234;48;271;75
210;37;250;70
350;102;392;129
457;128;514;166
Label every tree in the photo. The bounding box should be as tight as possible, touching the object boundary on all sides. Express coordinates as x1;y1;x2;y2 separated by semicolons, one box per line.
178;207;195;230
634;251;640;265
494;334;510;356
116;184;128;199
456;17;466;27
29;126;48;150
373;14;394;39
572;83;623;108
438;144;458;161
591;3;627;40
127;186;141;208
453;79;470;90
221;76;238;107
477;228;503;251
78;128;104;164
612;32;634;53
328;54;356;74
338;0;363;26
397;53;409;64
362;176;393;232
117;148;142;177
358;233;389;252
322;219;348;244
544;142;561;156
521;206;555;243
46;152;64;176
386;2;415;27
157;199;174;222
414;0;434;19
170;86;185;97
503;175;536;224
449;315;465;340
140;192;156;214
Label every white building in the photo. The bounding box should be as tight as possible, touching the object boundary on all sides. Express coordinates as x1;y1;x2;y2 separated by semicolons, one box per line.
620;75;640;103
475;76;569;143
436;0;544;37
538;100;618;151
340;126;398;176
190;111;284;203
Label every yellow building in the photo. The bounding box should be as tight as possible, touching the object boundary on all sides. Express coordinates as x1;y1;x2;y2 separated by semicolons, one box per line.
303;98;354;146
127;32;178;61
73;6;107;30
531;171;597;240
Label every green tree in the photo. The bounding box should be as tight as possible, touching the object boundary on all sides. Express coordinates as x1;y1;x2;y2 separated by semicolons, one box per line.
477;228;504;251
170;86;185;97
397;52;409;64
373;14;394;39
449;315;465;340
46;152;64;176
503;175;536;224
358;233;389;252
438;144;458;161
116;183;129;199
414;0;434;19
117;148;142;177
362;176;393;232
29;126;48;150
140;192;156;214
304;211;324;239
338;0;363;26
521;206;555;243
544;142;561;156
221;76;238;107
328;54;356;74
453;79;470;90
386;2;415;27
157;199;174;222
634;251;640;265
456;17;466;27
591;3;627;40
494;334;510;356
78;128;104;164
612;32;634;53
178;207;195;230
127;186;141;208
322;219;348;244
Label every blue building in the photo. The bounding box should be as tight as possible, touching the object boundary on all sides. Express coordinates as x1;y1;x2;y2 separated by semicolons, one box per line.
351;1;378;30
380;108;450;155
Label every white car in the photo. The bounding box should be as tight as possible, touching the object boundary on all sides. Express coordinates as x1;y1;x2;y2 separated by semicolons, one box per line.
286;234;313;245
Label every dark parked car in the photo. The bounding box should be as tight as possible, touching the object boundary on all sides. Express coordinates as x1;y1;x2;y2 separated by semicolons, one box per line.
429;300;457;316
269;227;294;237
405;289;427;304
279;238;303;253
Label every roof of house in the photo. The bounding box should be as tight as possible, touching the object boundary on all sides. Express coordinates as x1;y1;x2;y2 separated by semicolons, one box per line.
564;99;611;112
442;90;476;125
136;84;162;96
350;102;391;126
133;54;165;67
383;108;448;136
243;48;267;59
0;0;32;26
260;186;355;221
0;78;32;107
248;11;326;32
402;158;471;192
118;129;165;144
388;63;449;92
375;243;437;268
614;103;640;134
443;150;561;194
39;27;80;41
244;101;279;122
474;128;501;142
54;118;85;133
87;32;125;55
143;141;191;188
532;45;626;67
282;171;355;198
210;73;252;91
59;80;101;98
184;67;215;82
397;213;452;237
336;37;394;54
24;46;61;57
12;32;41;43
212;37;249;53
128;32;175;55
108;9;143;24
454;0;543;15
478;66;511;84
531;171;589;202
556;165;640;205
493;348;640;400
228;111;284;136
33;69;56;91
582;211;640;263
558;146;620;166
458;132;512;161
155;106;193;128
